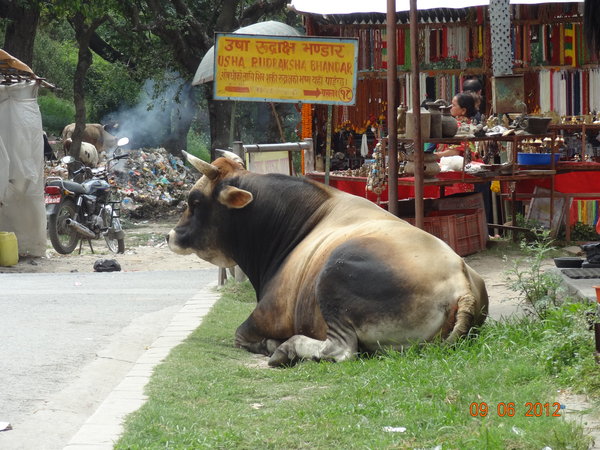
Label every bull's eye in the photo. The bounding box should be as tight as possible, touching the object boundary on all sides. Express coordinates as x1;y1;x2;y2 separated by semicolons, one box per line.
187;198;202;214
186;191;205;215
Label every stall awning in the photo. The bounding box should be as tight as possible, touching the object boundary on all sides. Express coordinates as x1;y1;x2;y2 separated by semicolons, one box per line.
289;0;582;15
192;20;304;86
0;50;35;80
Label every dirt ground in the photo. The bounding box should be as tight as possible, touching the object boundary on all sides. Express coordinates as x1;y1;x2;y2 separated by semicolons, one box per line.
0;216;215;274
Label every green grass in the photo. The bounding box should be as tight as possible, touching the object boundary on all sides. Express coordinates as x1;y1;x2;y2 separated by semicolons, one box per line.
115;281;598;449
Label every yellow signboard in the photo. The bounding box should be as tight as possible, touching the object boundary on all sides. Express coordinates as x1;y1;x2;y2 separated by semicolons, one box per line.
214;34;358;105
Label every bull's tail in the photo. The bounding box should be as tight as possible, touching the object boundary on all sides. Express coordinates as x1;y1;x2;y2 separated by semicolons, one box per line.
444;293;476;344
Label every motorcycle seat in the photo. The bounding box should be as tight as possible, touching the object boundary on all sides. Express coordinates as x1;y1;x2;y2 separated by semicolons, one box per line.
46;179;88;194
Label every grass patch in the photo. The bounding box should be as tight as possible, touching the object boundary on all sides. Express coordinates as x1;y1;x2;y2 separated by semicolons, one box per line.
115;282;598;449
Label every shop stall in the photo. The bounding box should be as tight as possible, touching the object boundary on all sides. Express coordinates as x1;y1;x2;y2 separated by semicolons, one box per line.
291;0;600;242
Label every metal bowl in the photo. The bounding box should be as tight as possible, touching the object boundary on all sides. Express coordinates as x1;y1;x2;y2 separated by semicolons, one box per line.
525;117;552;134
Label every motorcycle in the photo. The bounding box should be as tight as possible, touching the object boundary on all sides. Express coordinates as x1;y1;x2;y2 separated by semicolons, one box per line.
44;137;130;255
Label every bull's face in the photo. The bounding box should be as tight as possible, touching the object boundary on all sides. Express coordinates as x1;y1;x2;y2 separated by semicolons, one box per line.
167;152;252;268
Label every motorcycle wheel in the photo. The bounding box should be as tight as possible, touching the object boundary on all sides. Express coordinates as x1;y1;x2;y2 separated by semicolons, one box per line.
101;206;125;254
48;198;79;254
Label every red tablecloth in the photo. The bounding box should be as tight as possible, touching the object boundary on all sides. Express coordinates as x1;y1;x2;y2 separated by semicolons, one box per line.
306;172;473;203
515;170;600;199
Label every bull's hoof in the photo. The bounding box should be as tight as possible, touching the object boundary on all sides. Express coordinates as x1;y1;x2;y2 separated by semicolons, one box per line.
268;348;296;367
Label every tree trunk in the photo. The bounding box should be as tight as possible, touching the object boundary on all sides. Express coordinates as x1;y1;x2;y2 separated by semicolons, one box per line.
70;15;91;159
69;12;107;160
162;82;197;157
1;1;39;66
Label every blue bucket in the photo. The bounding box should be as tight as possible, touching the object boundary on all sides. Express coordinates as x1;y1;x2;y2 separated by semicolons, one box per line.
517;153;560;165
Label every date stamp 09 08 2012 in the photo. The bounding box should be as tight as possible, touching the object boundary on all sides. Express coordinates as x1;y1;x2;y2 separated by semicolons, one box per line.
469;402;566;417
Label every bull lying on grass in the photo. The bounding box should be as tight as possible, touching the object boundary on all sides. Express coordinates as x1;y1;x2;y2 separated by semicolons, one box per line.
167;153;488;367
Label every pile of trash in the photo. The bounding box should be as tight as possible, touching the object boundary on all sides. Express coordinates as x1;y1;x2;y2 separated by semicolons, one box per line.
44;147;199;219
114;148;197;218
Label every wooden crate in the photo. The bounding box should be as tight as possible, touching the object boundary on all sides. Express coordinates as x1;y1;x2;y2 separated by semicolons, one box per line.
406;209;486;256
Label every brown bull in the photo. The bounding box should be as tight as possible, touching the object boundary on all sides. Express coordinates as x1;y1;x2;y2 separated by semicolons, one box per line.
61;123;118;153
167;153;488;367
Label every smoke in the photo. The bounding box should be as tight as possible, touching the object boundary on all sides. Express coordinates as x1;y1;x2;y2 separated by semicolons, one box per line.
103;72;198;150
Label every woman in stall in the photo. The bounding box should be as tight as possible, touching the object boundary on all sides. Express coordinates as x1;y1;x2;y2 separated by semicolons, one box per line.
434;92;479;161
435;91;494;227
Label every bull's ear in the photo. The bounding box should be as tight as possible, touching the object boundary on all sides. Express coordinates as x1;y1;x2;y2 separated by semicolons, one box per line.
218;186;253;209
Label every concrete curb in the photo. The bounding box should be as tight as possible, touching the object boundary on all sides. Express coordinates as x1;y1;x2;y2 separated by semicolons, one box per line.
63;284;220;450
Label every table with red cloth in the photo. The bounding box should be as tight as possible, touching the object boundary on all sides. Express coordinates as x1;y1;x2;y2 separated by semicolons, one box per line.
306;171;475;203
509;161;600;226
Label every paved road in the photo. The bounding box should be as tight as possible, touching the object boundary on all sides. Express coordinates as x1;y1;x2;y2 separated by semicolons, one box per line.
0;268;217;450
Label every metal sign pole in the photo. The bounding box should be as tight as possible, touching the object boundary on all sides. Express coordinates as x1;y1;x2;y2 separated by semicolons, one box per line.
325;104;333;185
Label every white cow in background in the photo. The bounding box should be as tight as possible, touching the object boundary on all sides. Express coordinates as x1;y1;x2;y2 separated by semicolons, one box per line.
63;138;99;167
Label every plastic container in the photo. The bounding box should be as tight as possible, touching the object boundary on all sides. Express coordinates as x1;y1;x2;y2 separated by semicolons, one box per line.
0;231;19;266
517;153;560;165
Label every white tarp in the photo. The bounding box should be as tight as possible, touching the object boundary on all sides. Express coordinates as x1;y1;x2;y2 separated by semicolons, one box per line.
289;0;582;15
0;81;46;257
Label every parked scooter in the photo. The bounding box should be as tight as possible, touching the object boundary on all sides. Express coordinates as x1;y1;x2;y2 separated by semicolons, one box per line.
44;137;130;254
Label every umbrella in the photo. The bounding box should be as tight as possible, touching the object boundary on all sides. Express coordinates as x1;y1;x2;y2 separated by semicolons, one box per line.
192;21;304;86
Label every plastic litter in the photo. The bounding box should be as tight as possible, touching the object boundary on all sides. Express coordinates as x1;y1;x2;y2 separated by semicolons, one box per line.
93;258;122;272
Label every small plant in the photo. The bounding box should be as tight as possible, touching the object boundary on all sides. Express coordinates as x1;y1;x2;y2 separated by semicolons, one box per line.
560;221;600;242
504;229;564;319
539;303;596;376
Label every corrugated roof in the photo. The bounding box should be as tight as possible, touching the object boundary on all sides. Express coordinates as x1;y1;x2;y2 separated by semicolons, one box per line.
288;0;582;15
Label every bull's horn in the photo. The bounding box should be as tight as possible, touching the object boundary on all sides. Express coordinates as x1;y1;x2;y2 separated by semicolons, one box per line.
182;150;219;180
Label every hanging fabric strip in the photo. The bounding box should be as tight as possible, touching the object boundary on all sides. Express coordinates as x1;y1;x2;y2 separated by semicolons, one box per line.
442;27;448;59
381;28;387;70
398;28;404;67
541;24;547;63
550;25;560;65
573;23;579;67
559;23;565;66
560;72;568;116
405;31;411;68
582;69;588;114
591;70;596;113
425;26;431;64
523;25;529;66
548;71;555;111
541;70;551;113
447;27;454;59
405;73;412;111
564;23;574;66
420;73;428;103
